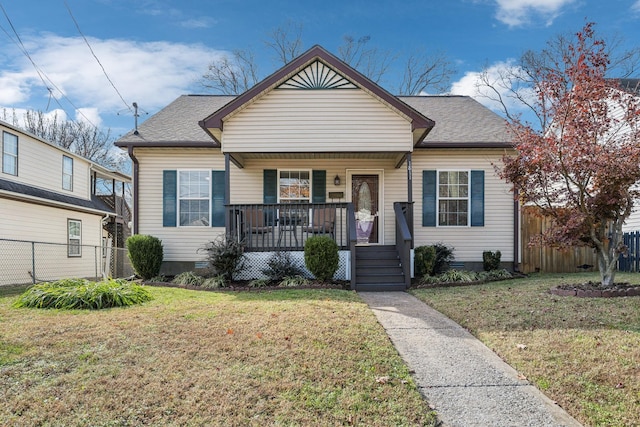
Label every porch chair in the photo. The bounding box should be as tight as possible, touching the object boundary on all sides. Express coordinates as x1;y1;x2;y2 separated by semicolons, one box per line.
302;207;336;238
245;208;272;247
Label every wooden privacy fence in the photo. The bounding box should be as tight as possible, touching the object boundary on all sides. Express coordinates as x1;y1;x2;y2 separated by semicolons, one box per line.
520;207;598;273
619;231;640;272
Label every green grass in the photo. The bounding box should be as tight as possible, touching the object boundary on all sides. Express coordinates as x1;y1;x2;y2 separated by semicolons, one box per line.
1;286;436;426
411;272;640;427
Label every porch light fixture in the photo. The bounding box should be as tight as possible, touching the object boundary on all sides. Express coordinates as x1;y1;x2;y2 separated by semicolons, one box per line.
334;175;341;186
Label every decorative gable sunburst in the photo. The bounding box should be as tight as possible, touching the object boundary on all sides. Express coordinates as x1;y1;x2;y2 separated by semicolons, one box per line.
278;60;357;89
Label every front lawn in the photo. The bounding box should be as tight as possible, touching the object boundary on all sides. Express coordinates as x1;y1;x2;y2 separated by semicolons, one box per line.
411;272;640;427
0;286;436;426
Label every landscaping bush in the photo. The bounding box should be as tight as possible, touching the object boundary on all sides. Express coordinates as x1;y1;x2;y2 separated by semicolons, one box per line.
199;235;246;281
414;245;436;277
433;242;455;274
262;251;304;282
420;268;513;286
304;236;339;282
483;250;502;271
279;275;309;287
172;271;204;286
13;278;152;310
126;235;164;280
202;275;226;289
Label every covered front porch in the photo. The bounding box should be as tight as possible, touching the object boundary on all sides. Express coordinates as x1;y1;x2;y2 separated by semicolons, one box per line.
225;201;414;290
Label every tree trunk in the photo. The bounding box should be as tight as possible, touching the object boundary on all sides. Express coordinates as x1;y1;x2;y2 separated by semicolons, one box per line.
597;249;616;287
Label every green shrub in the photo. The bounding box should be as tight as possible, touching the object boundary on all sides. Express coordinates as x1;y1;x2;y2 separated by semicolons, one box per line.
249;278;271;288
483;250;502;271
304;236;339;282
13;278;152;310
202;275;226;289
262;251;304;281
433;242;455;274
199;235;245;281
414;245;436;276
172;271;204;286
279;275;309;287
126;235;163;280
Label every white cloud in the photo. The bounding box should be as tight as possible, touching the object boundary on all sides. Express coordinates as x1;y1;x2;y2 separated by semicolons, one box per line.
0;33;226;125
633;0;640;12
450;60;536;116
493;0;576;27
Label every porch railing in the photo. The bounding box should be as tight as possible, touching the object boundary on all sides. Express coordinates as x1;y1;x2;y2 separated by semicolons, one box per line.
227;202;350;251
394;202;412;289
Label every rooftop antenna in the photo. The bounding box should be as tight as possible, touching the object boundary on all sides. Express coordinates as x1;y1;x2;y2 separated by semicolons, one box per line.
133;102;139;135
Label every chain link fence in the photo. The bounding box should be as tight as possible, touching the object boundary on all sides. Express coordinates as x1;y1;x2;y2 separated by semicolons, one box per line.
0;238;135;286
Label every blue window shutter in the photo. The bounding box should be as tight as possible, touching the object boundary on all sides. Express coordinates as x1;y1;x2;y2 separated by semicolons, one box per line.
263;170;278;226
163;170;177;227
470;170;485;227
211;170;225;227
312;170;326;203
422;170;436;227
263;170;277;203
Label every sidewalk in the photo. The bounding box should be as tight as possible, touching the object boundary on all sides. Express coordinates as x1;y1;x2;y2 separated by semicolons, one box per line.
359;291;583;427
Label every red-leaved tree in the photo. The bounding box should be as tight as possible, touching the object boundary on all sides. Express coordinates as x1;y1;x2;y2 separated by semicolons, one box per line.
500;23;640;287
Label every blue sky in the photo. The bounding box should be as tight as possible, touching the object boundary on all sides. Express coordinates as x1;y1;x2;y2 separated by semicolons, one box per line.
1;0;639;138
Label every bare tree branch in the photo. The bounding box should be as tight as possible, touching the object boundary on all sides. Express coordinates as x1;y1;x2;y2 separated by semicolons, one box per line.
397;50;455;95
201;49;260;95
264;21;304;65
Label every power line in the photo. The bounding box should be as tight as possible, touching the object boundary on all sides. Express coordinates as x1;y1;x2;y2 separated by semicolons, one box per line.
0;2;102;130
64;0;132;114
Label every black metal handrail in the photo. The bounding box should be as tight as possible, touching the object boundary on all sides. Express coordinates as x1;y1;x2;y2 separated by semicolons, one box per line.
394;202;413;289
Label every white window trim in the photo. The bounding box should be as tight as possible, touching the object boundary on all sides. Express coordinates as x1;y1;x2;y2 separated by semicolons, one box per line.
276;168;312;203
177;169;211;227
68;219;82;257
62;155;73;191
2;131;18;176
436;169;471;228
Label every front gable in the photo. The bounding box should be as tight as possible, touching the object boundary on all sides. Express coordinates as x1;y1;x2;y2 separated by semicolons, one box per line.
199;46;434;151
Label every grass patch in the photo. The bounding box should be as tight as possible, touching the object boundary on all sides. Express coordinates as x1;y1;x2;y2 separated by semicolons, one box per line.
411;272;640;427
13;278;153;310
0;287;436;426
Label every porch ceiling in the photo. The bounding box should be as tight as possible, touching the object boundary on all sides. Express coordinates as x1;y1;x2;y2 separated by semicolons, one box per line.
228;151;408;168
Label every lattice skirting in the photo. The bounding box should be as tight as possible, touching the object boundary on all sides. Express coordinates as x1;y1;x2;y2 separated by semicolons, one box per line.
235;251;351;281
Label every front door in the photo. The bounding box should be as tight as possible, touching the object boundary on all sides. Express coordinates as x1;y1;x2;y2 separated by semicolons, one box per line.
351;174;380;244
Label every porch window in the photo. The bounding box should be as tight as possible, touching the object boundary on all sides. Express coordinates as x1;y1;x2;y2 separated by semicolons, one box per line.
2;131;18;176
179;170;210;226
279;170;310;203
62;155;73;190
438;171;469;226
68;219;82;257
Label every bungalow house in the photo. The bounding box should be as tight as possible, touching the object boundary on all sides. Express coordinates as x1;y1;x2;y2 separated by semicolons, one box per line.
0;120;131;285
115;45;516;290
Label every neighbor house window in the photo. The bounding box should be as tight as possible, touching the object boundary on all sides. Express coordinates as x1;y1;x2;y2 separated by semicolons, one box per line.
178;170;210;226
279;170;310;203
438;171;469;226
62;155;73;190
68;219;82;257
2;131;18;176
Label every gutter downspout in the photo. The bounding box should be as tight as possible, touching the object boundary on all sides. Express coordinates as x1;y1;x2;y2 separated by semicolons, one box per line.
513;197;520;273
127;146;139;235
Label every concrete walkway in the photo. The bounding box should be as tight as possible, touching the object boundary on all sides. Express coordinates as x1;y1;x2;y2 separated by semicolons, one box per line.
359;292;583;427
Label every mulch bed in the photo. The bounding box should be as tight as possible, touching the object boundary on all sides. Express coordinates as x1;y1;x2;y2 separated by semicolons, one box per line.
143;280;351;292
550;281;640;297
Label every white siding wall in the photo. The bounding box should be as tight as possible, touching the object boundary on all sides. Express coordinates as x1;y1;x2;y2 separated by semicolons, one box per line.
222;90;413;153
0;198;103;285
1;125;91;199
412;150;515;262
136;148;226;262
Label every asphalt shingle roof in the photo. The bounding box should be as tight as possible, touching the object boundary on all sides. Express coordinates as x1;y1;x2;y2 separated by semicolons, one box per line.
0;178;114;214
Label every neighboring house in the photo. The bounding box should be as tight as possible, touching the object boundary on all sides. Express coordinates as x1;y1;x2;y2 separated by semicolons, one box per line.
0;120;131;285
115;45;515;290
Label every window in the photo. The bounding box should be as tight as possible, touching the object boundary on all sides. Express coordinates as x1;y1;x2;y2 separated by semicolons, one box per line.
279;170;310;203
2;131;18;175
68;219;82;257
62;155;73;190
438;171;469;226
179;170;210;226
